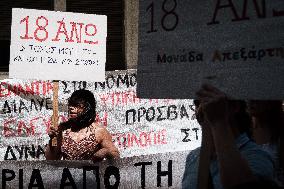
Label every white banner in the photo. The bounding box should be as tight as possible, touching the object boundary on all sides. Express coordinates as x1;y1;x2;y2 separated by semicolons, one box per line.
0;151;189;189
0;70;201;160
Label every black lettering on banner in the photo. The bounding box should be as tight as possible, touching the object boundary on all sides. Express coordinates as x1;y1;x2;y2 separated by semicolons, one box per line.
72;81;87;91
157;160;173;187
181;129;191;142
117;74;130;88
62;81;71;94
28;169;44;189
3;100;11;114
60;168;77;189
241;0;266;20
146;0;179;33
83;166;100;189
62;81;87;94
4;146;17;160
45;98;52;110
25;145;36;159
126;109;136;124
2;100;12;114
95;82;106;90
180;105;189;119
134;162;153;189
181;128;200;142
212;46;284;62
4;145;45;160
36;146;45;158
146;2;158;33
37;98;45;111
126;104;191;124
19;99;29;113
30;99;38;111
161;0;179;31
15;146;24;160
104;166;120;189
2;169;16;189
146;106;155;121
106;75;115;89
167;105;177;120
19;169;23;189
157;106;167;121
129;73;137;87
138;107;146;122
207;0;241;25
192;128;200;140
207;0;284;24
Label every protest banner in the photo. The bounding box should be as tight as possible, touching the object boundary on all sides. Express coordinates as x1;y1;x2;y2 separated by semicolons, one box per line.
137;0;284;99
0;151;189;188
0;69;201;160
9;8;107;82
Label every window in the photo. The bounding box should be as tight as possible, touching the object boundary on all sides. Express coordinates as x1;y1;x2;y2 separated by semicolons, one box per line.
0;0;125;72
0;0;54;72
67;0;125;71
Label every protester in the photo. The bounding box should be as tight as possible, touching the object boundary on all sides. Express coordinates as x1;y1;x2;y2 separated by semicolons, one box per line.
248;100;284;187
182;84;275;189
45;89;119;162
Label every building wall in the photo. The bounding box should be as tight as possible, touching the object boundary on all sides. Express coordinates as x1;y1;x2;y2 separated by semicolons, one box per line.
124;0;139;69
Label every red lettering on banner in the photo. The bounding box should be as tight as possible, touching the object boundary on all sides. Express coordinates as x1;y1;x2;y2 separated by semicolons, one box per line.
0;82;11;97
4;119;17;137
0;81;53;97
95;112;108;127
113;129;167;149
3;115;68;137
2;113;105;138
99;91;174;107
17;121;35;136
99;91;141;107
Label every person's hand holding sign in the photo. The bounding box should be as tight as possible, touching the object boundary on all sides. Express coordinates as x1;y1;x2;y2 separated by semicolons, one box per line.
191;84;275;189
196;84;230;127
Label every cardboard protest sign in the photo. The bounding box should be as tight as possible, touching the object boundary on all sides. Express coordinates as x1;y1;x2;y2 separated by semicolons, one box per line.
9;8;106;82
0;70;201;160
137;0;284;99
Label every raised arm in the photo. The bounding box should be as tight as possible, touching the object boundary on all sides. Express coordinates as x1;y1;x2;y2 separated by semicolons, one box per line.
196;84;257;188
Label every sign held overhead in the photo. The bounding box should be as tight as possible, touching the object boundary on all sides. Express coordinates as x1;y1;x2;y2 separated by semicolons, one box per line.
9;8;107;82
137;0;284;99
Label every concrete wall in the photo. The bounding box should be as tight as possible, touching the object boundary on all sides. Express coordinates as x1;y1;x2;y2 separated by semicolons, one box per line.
124;0;139;69
0;72;8;80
